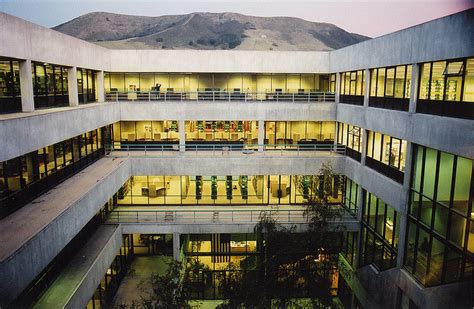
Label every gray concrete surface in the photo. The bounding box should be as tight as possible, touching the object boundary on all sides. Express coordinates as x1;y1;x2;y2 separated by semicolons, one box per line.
0;157;130;305
33;225;122;309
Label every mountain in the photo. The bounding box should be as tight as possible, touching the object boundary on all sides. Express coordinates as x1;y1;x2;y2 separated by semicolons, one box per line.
52;12;370;51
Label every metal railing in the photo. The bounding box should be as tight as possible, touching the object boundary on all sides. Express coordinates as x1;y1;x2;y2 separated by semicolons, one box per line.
106;143;346;157
105;90;335;103
107;208;355;224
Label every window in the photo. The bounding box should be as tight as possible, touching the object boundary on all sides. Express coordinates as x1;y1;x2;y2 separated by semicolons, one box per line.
417;57;474;119
405;145;473;286
361;191;400;271
339;70;365;105
337;122;363;161
369;65;411;111
365;131;407;183
0;127;109;218
77;68;97;103
0;60;21;113
32;62;69;109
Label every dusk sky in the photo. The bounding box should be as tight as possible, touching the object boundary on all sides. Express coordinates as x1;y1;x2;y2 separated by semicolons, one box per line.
0;0;473;37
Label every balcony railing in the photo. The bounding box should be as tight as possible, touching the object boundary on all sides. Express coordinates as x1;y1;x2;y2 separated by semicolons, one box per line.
106;143;346;157
105;90;335;103
107;207;356;225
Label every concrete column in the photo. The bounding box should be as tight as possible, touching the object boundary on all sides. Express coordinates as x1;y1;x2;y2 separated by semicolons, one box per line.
396;141;413;267
335;72;341;104
67;67;79;107
96;70;105;102
179;120;186;152
354;184;365;268
360;128;368;166
258;120;265;152
173;232;180;260
408;64;420;114
363;69;370;107
19;59;34;112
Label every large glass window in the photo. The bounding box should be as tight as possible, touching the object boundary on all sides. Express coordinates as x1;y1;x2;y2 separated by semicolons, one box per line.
405;145;473;286
186;121;257;147
417;57;474;119
361;191;400;271
0;60;21;113
113;121;180;148
77;68;97;104
0;126;109;218
116;174;344;206
339;70;364;105
105;73;332;102
32;62;69;109
264;121;335;148
369;65;411;111
337;122;363;161
366;131;407;183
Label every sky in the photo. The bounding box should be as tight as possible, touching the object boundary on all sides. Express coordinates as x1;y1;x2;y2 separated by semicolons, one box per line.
0;0;473;37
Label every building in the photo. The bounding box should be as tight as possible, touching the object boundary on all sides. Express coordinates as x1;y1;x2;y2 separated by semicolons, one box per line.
0;8;473;309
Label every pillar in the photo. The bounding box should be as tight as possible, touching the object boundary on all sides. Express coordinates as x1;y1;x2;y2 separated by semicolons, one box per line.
258;120;265;152
363;69;370;107
179;120;186;152
408;63;419;114
396;141;414;267
360;128;368;166
335;72;341;104
173;232;180;260
96;70;105;102
67;66;79;107
19;59;34;112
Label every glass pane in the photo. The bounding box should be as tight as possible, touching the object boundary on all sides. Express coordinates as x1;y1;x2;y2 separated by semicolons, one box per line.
453;156;472;215
385;68;395;96
376;68;385;97
433;203;448;237
428;237;445;285
422;148;438;199
463;58;474;102
419;63;431;100
429;61;446;100
394;66;406;98
405;65;412;98
437;152;454;206
412;146;423;191
449;212;466;248
370;69;377;96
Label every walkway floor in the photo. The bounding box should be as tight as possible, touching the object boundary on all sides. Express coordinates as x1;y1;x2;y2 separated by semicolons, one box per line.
0;157;127;262
111;255;172;307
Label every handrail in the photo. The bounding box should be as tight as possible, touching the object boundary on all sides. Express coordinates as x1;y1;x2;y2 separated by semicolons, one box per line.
107;208;356;224
106;143;346;157
105;90;336;103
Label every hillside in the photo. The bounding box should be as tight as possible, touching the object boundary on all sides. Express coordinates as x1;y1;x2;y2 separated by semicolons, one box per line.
53;12;370;51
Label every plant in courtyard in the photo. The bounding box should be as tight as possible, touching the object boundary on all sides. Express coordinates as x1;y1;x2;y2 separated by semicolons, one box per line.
217;162;344;308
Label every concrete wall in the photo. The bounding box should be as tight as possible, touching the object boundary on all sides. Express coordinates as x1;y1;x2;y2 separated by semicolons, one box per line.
0;103;120;162
109;50;330;73
0;12;110;70
119;101;336;121
65;225;122;309
344;157;405;212
330;9;474;71
0;158;130;304
129;155;345;176
337;104;474;159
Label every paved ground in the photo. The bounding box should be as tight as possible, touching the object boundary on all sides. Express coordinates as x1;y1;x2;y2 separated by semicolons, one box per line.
111;255;172;307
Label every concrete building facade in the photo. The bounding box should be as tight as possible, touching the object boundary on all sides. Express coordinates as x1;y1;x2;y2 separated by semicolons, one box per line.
0;9;473;309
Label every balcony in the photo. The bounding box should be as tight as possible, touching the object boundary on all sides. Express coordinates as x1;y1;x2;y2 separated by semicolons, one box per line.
416;99;474;120
107;143;346;158
106;206;360;233
106;90;335;103
369;97;409;111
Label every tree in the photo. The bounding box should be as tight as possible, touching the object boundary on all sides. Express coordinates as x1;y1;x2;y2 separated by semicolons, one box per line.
217;162;344;308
